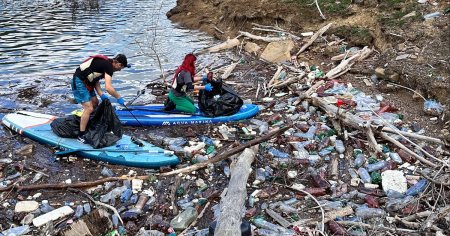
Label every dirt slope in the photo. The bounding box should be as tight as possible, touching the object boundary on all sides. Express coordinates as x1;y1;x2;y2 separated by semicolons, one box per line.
167;0;450;106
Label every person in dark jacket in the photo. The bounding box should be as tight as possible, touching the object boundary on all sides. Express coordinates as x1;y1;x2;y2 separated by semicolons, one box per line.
164;53;213;113
71;54;129;143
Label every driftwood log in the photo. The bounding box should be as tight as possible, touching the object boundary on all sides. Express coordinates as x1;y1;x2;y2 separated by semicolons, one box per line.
204;38;240;53
239;31;288;42
296;23;332;56
214;147;257;235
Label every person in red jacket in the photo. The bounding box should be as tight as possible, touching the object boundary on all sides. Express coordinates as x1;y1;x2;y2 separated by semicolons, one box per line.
71;54;129;143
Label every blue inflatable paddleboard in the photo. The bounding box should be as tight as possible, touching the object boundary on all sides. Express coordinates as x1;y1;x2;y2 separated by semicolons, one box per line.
1;111;180;168
115;104;259;126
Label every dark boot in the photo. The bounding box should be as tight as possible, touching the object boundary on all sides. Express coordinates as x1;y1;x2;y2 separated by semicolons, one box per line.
163;98;176;111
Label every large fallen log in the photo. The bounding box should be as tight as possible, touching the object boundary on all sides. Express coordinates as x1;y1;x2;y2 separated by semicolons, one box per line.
214;147;257;235
203;37;240;53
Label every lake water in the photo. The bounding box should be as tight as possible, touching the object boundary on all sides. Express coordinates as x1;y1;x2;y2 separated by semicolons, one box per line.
0;0;217;116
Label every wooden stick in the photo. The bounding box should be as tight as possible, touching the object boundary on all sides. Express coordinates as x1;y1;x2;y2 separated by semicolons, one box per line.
366;126;383;154
314;0;326;20
215;147;257;235
203;37;240;53
170;176;182;216
296;23;332;56
380;132;438;168
266;209;291;228
381;127;445;145
238;31;288;42
160;126;290;177
221;62;238;80
338;221;417;233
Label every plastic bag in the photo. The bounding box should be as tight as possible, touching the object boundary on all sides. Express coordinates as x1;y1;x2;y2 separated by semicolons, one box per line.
50;99;123;148
198;79;243;117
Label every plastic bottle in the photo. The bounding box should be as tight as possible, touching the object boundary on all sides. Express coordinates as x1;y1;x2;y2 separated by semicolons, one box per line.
309;167;330;188
423;12;442;20
83;203;91;214
389;152;403;164
357;168;371;183
353;154;365;168
406;179;428;196
101;167;115;177
200;136;215;146
367;161;387;172
295;125;317;140
256;168;266;181
223;165;230;177
31;172;44;183
334;139;345;154
355;207;386;219
75;205;84;218
40;200;55;213
130;194;139;204
2;225;30;235
252;218;287;233
112;214;119;227
120;188;133;203
268;147;289;158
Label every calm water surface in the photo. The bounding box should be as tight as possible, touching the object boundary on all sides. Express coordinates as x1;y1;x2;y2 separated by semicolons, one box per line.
0;0;217;116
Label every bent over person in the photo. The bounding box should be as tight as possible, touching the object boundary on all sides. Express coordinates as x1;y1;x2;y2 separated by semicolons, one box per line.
164;53;213;113
71;54;129;143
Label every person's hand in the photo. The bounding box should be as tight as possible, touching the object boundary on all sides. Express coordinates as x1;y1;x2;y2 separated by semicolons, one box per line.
100;94;109;101
117;97;125;106
207;72;213;81
204;83;213;92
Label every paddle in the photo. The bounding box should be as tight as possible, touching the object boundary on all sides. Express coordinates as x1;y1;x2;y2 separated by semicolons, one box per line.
55;148;174;155
117;107;201;115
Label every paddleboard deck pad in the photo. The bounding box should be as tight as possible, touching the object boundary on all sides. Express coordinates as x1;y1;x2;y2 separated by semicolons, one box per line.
115;104;259;126
1;111;180;168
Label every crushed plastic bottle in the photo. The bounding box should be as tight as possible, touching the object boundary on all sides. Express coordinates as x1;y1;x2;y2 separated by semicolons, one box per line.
268;147;289;158
75;205;84;218
355;206;386;219
389;152;403;164
406;179;428;196
334;139;345;154
1;225;30;236
101;167;116;177
120;188;133;203
40;200;55;213
358;168;371;183
367;161;387;172
353;154;365;168
83;203;91;214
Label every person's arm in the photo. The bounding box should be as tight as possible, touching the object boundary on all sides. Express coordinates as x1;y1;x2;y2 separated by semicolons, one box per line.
104;74;121;99
94;81;103;96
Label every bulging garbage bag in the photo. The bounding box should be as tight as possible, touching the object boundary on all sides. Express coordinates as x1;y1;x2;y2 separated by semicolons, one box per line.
50;99;122;148
198;79;243;117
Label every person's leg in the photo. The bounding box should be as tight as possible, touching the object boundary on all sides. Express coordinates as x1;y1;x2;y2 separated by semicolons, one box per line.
169;93;196;113
71;76;95;137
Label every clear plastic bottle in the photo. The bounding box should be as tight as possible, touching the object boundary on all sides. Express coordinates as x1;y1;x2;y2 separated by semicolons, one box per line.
40;200;55;213
256;168;266;181
406;179;428;196
334;139;345;154
75;205;84;218
389;152;403;164
101;167;115;177
295;125;317;140
252;218;286;232
355;207;386;219
367;161;387;172
2;225;30;236
353;154;365;168
357;168;371;183
120;188;133;203
83;203;91;214
268;147;289;158
31;172;44;183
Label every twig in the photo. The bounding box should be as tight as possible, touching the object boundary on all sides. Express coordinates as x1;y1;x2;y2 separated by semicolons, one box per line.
170;176;182;216
337;221;417;233
179;202;211;236
417;170;450;186
238;31;288;42
296;23;332;56
381;127;445;145
314;0;326;20
388;82;426;101
214;26;224;34
380;132;438;168
277;183;325;233
69;188;124;225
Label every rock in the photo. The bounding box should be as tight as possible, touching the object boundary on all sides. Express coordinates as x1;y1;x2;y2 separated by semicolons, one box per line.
382;170;407;196
374;67;385;79
15;201;39;213
396;43;406;51
15;144;35;157
170;207;198;230
260;40;295;63
33;206;74;227
244;42;261;55
388;73;400;83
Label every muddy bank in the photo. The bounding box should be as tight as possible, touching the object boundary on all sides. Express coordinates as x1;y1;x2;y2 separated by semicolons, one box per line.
167;0;450;105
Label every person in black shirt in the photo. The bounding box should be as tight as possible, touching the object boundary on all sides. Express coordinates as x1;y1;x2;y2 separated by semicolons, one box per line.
71;54;129;143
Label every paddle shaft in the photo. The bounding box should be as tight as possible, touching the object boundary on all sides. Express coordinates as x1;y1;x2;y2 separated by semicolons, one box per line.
55;148;171;155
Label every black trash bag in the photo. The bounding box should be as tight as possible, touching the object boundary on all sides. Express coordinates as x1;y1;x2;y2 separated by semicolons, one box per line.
198;79;243;117
50;99;123;148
